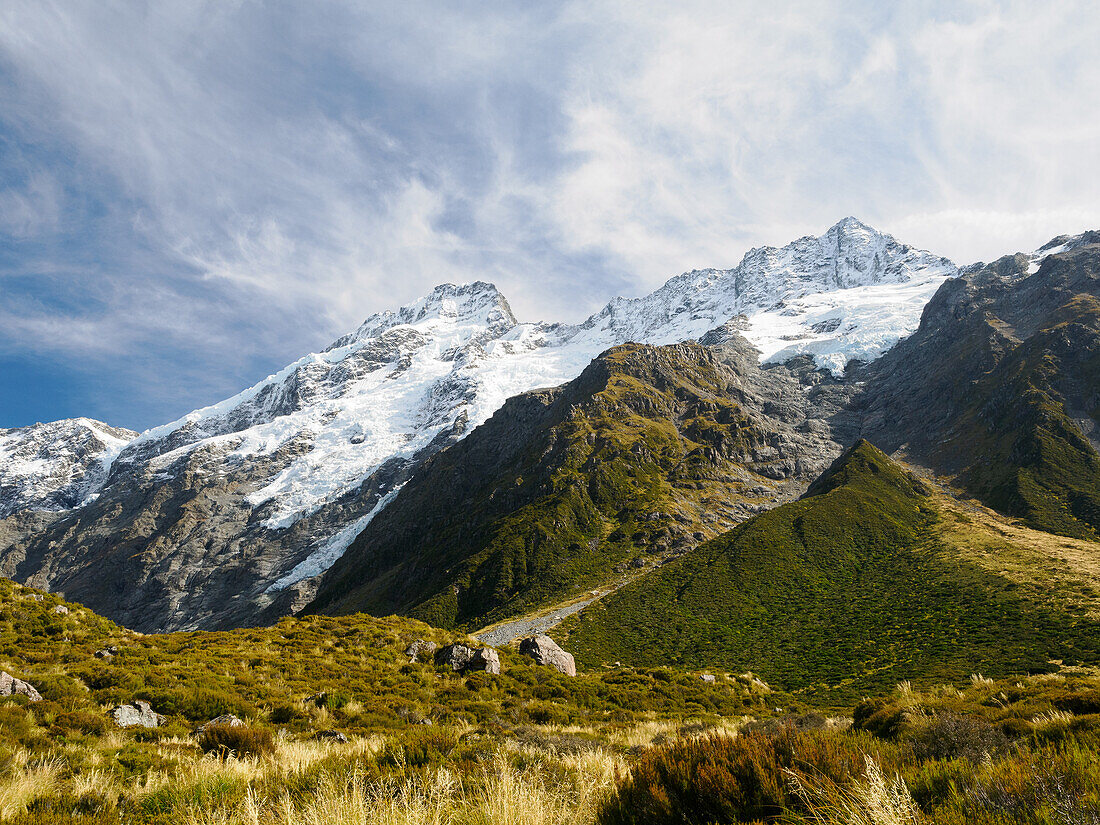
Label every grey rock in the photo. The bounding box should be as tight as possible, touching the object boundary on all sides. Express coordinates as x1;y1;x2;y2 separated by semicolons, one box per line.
518;635;577;677
315;729;348;743
701;673;716;683
434;643;500;674
0;670;42;702
193;714;245;736
94;646;118;660
405;639;437;662
51;604;69;615
112;700;164;728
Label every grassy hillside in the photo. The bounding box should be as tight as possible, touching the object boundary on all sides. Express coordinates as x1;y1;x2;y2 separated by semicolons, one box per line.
561;441;1100;701
312;342;832;630
6;576;1100;823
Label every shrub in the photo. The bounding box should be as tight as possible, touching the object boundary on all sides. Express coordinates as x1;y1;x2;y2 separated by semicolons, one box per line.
596;727;871;825
383;727;459;768
852;697;910;740
54;711;108;737
268;704;304;724
195;724;275;759
910;713;1008;762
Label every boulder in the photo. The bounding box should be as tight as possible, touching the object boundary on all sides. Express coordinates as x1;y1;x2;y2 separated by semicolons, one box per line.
518;635;576;677
0;671;42;702
315;729;349;743
434;643;501;675
701;673;716;683
470;647;501;675
193;714;245;736
51;605;69;615
94;646;119;660
405;639;437;662
112;700;165;728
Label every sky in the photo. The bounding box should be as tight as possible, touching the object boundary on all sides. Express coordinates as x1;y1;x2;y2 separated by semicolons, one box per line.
2;1;1100;431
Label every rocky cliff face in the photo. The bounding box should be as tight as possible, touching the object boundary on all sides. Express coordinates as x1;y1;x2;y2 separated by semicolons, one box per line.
857;233;1100;538
0;219;958;632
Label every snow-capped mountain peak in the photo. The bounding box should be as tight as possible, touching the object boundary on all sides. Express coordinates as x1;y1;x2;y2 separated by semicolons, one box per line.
0;418;137;517
112;218;959;539
0;218;963;628
331;281;518;350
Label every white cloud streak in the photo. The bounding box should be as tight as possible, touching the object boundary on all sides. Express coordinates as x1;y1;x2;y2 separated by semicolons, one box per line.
1;1;1099;425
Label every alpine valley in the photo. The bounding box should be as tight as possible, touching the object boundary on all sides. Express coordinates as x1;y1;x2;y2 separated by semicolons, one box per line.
3;218;1100;699
7;218;1100;825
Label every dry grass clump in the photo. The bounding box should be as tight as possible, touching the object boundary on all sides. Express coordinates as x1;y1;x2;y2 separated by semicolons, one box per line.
0;752;64;820
786;757;923;825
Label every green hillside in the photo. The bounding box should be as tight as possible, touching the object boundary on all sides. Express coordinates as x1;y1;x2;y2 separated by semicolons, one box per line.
311;342;829;630
561;441;1100;701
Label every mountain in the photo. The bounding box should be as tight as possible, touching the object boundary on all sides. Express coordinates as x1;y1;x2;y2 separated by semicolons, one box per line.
0;418;136;518
0;218;954;632
309;339;856;629
560;441;1100;700
857;231;1100;539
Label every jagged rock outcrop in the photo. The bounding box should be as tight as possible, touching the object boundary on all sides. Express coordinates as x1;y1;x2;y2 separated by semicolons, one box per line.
193;714;245;736
0;670;42;701
404;639;437;662
519;635;577;676
112;700;164;728
433;644;501;674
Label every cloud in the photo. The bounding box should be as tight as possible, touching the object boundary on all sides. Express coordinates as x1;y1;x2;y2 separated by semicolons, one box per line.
1;0;1099;428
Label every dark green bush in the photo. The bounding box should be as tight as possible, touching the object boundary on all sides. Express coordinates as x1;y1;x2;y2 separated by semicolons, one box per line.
195;724;275;759
54;711;108;737
596;727;871;825
268;704;304;724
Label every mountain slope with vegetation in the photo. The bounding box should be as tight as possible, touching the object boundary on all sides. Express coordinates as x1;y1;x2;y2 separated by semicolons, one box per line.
310;341;853;630
561;441;1100;700
859;239;1100;540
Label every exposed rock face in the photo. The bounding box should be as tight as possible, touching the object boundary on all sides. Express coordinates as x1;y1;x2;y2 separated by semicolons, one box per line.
315;730;348;743
0;221;952;633
112;700;164;728
404;639;437;662
518;635;576;677
0;671;42;702
51;605;68;615
434;644;501;674
856;236;1100;538
95;646;118;660
193;714;245;736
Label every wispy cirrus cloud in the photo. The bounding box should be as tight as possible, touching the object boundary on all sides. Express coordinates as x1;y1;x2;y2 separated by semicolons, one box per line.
1;1;1099;428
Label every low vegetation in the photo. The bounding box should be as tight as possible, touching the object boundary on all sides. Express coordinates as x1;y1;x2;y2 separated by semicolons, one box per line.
562;442;1100;701
312;343;794;631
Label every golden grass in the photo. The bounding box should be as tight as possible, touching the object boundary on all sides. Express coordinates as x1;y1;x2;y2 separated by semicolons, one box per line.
786;757;924;825
182;741;620;825
0;751;64;820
